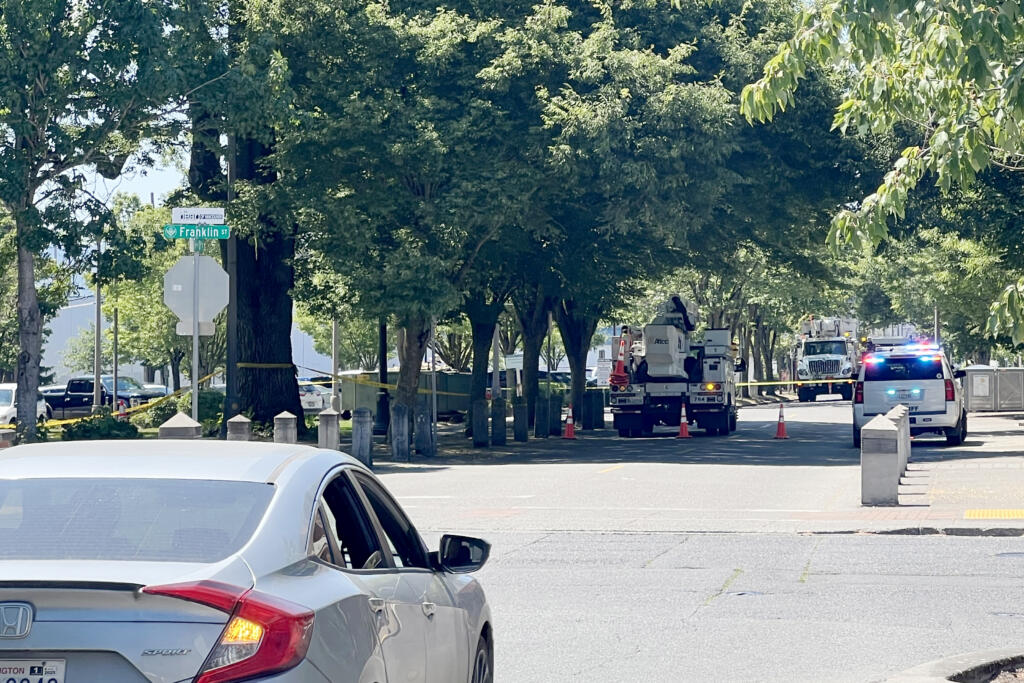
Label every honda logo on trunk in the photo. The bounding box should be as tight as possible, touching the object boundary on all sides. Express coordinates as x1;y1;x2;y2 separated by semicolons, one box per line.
0;603;32;638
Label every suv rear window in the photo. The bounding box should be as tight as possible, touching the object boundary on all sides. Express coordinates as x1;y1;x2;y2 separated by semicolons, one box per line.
864;357;946;382
0;478;273;563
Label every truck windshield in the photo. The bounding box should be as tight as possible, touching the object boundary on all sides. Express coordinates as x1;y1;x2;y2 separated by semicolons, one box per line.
0;390;12;406
804;341;846;355
101;377;143;392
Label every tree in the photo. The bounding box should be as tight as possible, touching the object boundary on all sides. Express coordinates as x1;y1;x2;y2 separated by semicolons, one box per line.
739;0;1024;339
0;0;185;437
294;306;380;372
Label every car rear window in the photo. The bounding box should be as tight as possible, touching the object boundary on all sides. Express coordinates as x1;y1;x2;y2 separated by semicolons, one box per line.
864;357;946;382
0;478;273;563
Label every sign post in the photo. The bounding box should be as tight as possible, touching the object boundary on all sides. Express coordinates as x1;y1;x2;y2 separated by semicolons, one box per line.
164;208;230;421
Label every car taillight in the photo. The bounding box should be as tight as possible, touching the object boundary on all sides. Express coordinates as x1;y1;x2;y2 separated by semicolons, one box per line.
143;581;314;683
945;379;955;401
854;381;864;404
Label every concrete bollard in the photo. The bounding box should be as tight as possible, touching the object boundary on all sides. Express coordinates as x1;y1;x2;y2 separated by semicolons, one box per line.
472;399;489;448
318;408;340;450
491;398;507;446
274;411;298;444
549;398;562;436
351;408;373;467
534;399;549;439
226;414;252;441
414;397;434;456
861;414;901;505
159;412;201;440
512;401;529;442
0;428;16;447
390;403;410;462
886;405;911;474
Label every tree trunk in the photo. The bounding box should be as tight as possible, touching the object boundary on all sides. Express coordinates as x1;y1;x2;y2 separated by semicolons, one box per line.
513;284;553;427
555;298;600;420
170;353;183;392
15;227;41;442
232;231;305;427
394;316;430;437
464;291;507;436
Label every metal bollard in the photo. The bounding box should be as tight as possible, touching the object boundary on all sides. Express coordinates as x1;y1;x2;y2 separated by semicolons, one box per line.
159;412;201;440
512;401;529;442
318;408;340;450
351;408;373;467
274;411;298;444
226;414;252;441
390;403;410;461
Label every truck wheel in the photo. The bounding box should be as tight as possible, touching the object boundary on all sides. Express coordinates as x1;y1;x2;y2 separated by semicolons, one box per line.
853;422;861;448
618;428;630;438
839;384;853;401
728;407;737;432
797;389;808;403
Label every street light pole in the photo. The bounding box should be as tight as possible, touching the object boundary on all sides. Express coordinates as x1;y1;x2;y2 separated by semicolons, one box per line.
373;316;390;434
331;317;340;411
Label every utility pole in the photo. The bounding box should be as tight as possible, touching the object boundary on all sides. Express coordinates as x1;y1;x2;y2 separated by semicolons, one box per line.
374;317;390;434
331;318;340;411
92;240;102;414
224;134;240;432
431;318;438;451
112;307;119;416
934;303;940;346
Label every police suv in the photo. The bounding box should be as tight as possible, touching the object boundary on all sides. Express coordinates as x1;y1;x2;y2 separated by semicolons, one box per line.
852;342;967;447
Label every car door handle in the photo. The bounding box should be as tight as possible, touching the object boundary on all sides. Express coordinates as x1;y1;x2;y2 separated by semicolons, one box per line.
421;602;436;618
368;597;386;614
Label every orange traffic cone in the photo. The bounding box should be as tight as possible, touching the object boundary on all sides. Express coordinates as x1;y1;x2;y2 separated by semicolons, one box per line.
609;335;630;388
562;405;576;439
676;416;691;439
774;403;789;439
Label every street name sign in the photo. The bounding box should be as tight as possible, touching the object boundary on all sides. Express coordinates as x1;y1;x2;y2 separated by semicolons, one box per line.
172;207;224;224
163;224;230;240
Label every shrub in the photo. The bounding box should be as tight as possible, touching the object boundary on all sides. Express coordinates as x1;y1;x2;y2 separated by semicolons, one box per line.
63;410;140;441
130;396;179;429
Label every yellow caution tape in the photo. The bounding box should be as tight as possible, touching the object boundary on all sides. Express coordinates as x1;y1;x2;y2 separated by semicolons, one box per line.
294;365;471;397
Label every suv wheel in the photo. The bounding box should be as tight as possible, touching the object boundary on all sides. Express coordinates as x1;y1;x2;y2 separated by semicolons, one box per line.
945;412;967;446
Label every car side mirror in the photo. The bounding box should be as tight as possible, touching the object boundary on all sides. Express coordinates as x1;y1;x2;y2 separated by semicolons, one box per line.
734;359;747;373
954;369;966;379
437;534;490;573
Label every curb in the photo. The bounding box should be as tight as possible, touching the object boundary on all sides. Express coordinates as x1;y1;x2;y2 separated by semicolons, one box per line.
885;648;1024;682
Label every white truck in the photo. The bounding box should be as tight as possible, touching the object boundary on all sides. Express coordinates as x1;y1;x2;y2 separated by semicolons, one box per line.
795;316;860;402
684;328;740;435
609;296;698;437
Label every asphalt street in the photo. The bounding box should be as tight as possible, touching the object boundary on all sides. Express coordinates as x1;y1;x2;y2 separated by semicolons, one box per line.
377;401;1024;682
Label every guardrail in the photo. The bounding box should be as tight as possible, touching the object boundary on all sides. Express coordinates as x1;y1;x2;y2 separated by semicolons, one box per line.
860;405;910;506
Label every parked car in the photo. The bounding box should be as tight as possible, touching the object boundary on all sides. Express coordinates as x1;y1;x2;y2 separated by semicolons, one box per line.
44;375;166;419
0;383;49;424
852;341;966;447
299;381;326;412
0;441;494;682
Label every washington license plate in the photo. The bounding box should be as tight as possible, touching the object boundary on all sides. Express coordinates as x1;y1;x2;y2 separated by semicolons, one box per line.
0;660;65;683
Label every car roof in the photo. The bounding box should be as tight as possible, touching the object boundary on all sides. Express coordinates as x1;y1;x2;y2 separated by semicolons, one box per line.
0;440;366;483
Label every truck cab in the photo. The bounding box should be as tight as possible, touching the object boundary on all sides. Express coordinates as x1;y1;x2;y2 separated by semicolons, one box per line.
795;316;860;402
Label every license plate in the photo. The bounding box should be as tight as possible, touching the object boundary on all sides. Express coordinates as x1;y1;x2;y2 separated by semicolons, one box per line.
0;660;65;683
892;390;914;400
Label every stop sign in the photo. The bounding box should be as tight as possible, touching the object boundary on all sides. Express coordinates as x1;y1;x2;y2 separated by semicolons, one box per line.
163;255;229;323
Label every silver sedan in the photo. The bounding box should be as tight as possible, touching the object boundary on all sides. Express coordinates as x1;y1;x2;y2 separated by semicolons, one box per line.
0;441;493;682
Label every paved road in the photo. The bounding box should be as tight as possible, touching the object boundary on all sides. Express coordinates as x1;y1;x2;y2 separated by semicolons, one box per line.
377;401;1024;681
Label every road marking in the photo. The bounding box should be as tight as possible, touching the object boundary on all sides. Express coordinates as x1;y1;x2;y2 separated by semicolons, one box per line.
965;509;1024;519
598;464;625;474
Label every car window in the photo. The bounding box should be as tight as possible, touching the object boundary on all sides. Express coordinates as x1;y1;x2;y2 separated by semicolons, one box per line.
67;379;93;394
318;473;383;570
0;478;273;562
354;473;430;570
865;357;946;382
